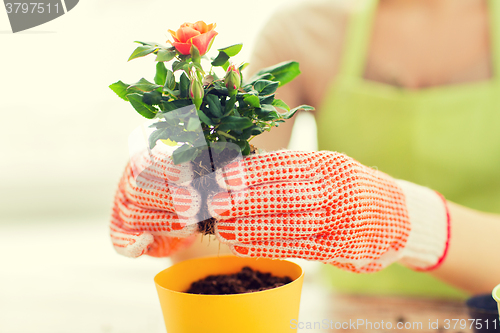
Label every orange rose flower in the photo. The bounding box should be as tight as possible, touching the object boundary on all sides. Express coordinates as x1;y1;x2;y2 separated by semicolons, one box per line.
168;21;218;56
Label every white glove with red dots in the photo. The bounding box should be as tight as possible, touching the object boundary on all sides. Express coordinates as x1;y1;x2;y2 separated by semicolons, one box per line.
110;145;201;258
209;150;450;273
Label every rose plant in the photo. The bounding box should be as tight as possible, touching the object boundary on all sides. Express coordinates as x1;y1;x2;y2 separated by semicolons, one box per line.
108;24;310;321
109;20;313;166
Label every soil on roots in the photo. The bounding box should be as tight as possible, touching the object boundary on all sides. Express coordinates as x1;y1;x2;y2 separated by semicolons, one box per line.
197;217;217;235
192;145;258;235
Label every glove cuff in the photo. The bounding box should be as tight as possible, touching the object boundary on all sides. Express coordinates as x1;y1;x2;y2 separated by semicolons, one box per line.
395;180;451;271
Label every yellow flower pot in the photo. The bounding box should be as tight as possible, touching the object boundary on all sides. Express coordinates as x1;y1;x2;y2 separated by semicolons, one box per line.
154;255;304;333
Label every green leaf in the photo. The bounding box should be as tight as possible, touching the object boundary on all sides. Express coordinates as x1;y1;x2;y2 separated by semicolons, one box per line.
134;41;166;48
179;73;190;98
149;121;170;129
255;105;280;121
254;80;279;96
192;62;205;74
149;128;169;149
172;61;188;72
169;129;199;143
240;125;264;140
210;142;242;159
236;140;251;155
239;63;249;72
128;46;157;61
172;144;199;165
253;80;268;92
127;93;157;119
218;44;243;57
156;48;176;62
261;82;279;96
217;131;237;141
259;95;274;105
243;73;273;88
190;44;201;63
178;54;190;62
282;105;315;119
257;112;281;121
272;98;290;111
197;109;215;126
221;60;230;72
205;94;223;117
162;69;176;92
211;84;229;95
154;62;168;86
142;90;162;105
161;99;193;112
243;95;261;108
253;61;301;86
261;104;277;112
218;116;254;131
186;117;201;131
224;95;236;115
211;51;230;66
128;78;161;92
162;88;179;97
109;80;131;101
249;125;264;135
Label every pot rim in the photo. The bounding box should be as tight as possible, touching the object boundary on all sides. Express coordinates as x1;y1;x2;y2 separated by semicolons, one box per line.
154;255;304;297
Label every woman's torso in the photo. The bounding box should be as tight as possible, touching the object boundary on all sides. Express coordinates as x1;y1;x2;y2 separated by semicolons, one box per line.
315;0;500;298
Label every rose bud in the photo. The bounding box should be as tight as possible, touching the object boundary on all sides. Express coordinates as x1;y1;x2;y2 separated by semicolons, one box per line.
225;64;241;96
190;78;204;110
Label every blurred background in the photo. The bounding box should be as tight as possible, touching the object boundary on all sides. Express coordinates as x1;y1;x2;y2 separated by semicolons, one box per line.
0;1;317;332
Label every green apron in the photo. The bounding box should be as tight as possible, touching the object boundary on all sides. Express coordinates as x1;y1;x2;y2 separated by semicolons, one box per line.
317;0;500;299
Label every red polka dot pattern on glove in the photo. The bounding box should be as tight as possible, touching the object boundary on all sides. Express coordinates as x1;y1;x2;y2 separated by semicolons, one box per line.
211;151;411;273
110;146;201;258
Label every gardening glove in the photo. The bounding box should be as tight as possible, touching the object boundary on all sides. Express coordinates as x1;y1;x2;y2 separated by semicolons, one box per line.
110;144;201;258
209;150;450;273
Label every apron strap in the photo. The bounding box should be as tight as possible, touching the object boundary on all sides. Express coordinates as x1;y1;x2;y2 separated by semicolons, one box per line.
338;0;379;78
488;0;500;83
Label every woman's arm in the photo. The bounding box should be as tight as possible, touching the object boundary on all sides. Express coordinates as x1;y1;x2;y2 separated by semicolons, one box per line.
247;43;299;151
244;22;302;152
245;1;349;152
432;202;500;294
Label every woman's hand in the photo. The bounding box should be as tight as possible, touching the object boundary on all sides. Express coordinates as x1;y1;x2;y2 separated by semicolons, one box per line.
210;150;450;273
110;145;201;258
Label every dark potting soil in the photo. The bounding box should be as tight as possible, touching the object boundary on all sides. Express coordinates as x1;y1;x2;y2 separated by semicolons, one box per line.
186;266;293;295
192;145;258;235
